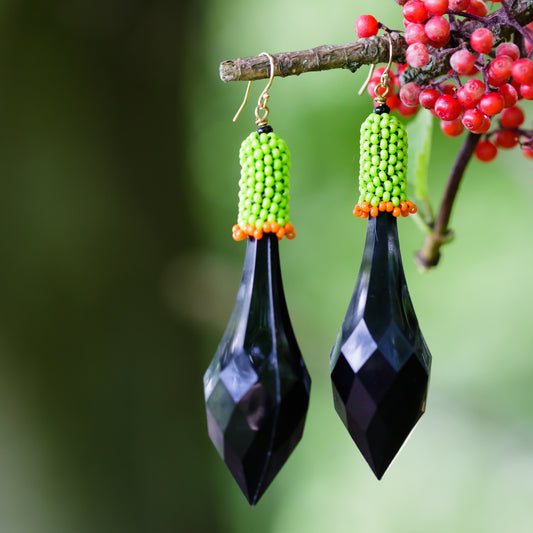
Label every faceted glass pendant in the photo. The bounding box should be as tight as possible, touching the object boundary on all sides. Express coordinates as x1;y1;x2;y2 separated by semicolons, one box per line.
204;234;311;505
330;212;431;479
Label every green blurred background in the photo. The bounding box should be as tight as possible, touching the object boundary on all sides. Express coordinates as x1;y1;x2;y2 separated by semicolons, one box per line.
1;0;532;532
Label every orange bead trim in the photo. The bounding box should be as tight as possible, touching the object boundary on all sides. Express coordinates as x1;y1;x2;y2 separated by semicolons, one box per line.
353;200;418;218
232;222;296;241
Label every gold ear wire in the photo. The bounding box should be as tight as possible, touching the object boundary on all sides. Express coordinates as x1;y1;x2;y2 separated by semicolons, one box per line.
358;33;394;103
233;52;276;126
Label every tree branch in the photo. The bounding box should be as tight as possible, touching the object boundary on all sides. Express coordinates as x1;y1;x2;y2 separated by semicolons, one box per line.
219;34;407;82
220;1;533;83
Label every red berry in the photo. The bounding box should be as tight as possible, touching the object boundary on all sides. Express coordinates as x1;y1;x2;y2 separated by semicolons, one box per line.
470;28;494;54
434;94;462;120
522;145;533;159
425;0;449;16
465;79;486;97
419;87;440;108
498;84;518;107
406;42;430;67
510;78;523;99
475;140;498;161
519;83;533;100
456;87;476;109
449;0;470;10
500;106;524;128
440;118;464;137
386;92;401;110
400;82;422;106
479;92;505;116
512;58;533;84
487;56;513;86
480;114;492;133
474;114;492;134
355;15;379;38
466;0;488;17
398;102;420;117
494;129;519;149
496;42;520;62
368;79;392;99
441;83;457;96
425;16;450;45
450;50;476;75
457;79;485;108
405;23;429;44
462;108;485;131
403;0;429;23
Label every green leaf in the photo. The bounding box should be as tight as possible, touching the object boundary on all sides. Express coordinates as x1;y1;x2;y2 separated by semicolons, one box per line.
407;109;434;222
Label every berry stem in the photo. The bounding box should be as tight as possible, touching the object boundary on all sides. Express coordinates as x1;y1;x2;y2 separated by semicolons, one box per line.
446;9;487;24
415;132;480;270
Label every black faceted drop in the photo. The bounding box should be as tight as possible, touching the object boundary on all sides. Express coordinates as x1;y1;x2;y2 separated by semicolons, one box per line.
204;234;311;505
330;213;431;479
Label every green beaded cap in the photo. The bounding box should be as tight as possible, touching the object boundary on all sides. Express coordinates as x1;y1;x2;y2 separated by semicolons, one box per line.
358;112;408;208
236;130;291;231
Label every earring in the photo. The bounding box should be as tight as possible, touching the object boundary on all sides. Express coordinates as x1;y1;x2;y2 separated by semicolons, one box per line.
203;53;311;505
330;34;432;479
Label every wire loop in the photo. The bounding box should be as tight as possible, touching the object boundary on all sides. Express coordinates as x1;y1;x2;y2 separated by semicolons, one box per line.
233;52;276;126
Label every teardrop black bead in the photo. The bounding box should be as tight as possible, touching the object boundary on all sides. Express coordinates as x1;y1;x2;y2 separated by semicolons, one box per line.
330;213;431;479
204;234;311;504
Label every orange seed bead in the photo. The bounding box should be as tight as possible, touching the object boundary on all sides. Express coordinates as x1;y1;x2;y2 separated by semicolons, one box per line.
392;207;401;217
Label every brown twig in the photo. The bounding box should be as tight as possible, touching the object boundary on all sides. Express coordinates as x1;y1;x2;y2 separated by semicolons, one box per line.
219;34;407;82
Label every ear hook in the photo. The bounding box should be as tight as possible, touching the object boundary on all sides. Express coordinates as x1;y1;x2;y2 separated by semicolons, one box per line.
358;33;394;104
233;52;276;126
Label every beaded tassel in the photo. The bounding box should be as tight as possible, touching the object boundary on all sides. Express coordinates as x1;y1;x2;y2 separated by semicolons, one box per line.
353;109;417;219
232;129;295;241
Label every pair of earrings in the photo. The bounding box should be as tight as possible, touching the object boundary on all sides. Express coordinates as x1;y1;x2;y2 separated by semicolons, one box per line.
204;43;431;506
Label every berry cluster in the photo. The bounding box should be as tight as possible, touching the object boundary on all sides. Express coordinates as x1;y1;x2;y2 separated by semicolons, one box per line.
233;130;295;241
355;1;533;163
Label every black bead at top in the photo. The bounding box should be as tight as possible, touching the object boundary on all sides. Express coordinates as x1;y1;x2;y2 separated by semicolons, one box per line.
256;125;273;134
373;104;390;115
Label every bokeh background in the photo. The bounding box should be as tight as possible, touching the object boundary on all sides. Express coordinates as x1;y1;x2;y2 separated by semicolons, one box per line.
1;1;532;532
